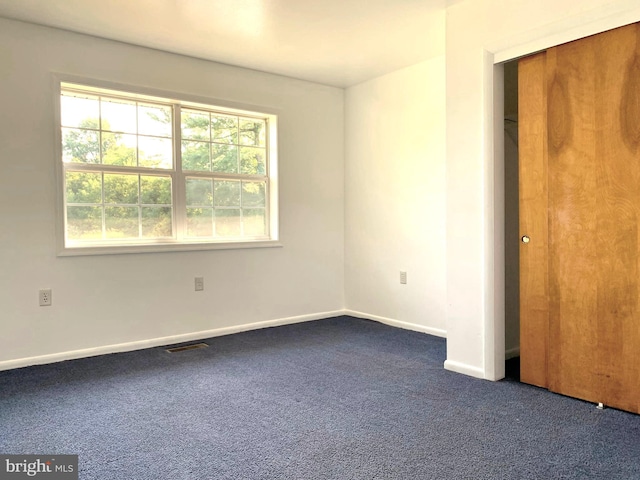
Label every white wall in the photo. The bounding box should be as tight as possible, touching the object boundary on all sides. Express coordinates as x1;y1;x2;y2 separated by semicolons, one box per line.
445;0;640;379
0;18;345;367
344;56;447;336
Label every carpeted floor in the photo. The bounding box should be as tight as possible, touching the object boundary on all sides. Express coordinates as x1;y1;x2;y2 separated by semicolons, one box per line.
1;316;640;479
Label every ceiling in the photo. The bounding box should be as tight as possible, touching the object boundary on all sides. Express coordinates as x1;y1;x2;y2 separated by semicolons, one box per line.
0;0;448;88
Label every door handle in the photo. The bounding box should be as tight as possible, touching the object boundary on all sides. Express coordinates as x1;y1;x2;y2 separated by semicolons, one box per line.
521;235;530;244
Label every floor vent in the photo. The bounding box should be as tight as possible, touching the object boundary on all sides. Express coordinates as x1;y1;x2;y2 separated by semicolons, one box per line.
165;343;209;353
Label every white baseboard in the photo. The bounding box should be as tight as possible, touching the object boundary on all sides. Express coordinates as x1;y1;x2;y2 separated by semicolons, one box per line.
344;310;447;338
444;359;486;379
1;309;449;372
505;346;520;360
0;310;344;372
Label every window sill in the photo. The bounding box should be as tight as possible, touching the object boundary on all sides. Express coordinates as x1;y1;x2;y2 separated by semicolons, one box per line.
57;239;283;257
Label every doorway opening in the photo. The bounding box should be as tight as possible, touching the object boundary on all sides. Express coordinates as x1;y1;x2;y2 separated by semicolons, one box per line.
503;59;520;381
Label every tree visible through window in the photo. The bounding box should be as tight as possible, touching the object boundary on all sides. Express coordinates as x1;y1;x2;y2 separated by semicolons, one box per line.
59;82;276;251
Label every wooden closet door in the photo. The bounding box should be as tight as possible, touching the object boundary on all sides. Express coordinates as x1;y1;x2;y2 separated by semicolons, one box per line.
519;22;640;414
593;24;640;413
545;32;600;404
519;52;549;390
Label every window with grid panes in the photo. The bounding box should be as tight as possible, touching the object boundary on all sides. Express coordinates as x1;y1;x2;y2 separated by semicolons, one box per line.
58;81;277;254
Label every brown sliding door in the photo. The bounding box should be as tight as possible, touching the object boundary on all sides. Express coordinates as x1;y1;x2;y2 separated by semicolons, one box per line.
519;22;640;414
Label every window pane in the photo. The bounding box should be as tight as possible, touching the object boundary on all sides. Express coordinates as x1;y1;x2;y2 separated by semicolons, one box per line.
67;206;102;240
243;208;266;236
138;104;172;137
239;119;266;147
242;181;265;207
211;115;238;144
139;136;172;169
105;206;139;238
182;141;210;172
239;146;266;175
214;180;241;207
62;127;100;164
215;209;241;236
187;208;213;237
186;178;213;206
211;144;238;173
61;94;99;128
104;173;138;204
65;171;102;203
102;132;137;166
101;98;137;133
60;84;273;248
182;110;210;140
141;176;171;204
142;207;172;237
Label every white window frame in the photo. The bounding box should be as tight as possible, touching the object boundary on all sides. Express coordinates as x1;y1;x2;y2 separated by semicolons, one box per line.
54;76;280;256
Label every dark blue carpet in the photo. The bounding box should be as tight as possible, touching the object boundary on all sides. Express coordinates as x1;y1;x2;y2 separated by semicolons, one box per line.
1;316;639;479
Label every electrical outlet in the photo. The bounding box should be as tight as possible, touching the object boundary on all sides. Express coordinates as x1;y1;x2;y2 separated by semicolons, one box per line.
39;289;52;306
195;277;204;292
400;271;407;285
